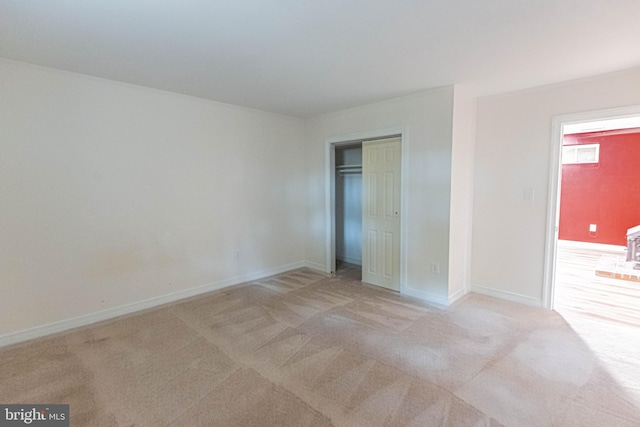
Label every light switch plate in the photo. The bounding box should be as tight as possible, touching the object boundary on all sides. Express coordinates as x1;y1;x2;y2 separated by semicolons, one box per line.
523;187;535;203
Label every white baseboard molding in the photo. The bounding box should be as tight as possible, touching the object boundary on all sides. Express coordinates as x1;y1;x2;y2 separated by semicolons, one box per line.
470;283;542;308
402;287;449;307
402;285;469;307
304;261;328;274
447;287;468;306
0;261;307;348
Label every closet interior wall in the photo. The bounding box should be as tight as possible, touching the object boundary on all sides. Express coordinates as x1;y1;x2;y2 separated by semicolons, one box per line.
335;145;363;266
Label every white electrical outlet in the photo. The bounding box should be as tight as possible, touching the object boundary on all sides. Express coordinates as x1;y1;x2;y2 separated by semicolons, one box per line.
589;224;597;233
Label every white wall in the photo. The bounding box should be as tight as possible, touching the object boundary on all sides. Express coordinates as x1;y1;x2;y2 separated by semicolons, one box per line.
0;59;306;343
305;87;456;304
449;86;477;301
14;55;632;343
472;67;640;306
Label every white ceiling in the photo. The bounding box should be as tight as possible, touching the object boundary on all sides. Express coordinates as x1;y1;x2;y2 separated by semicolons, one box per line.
2;1;639;117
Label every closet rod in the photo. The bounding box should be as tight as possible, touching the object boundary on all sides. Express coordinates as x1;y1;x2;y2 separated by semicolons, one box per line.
337;165;362;176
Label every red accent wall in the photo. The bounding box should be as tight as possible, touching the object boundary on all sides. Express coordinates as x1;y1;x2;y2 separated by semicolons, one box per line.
559;128;640;246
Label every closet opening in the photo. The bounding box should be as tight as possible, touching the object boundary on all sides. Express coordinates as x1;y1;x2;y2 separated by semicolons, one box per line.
334;143;363;281
327;133;403;291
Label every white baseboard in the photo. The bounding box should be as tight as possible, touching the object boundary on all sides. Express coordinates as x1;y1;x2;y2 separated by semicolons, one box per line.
0;261;307;348
304;261;328;274
402;285;469;307
470;283;542;308
402;287;449;307
447;287;468;305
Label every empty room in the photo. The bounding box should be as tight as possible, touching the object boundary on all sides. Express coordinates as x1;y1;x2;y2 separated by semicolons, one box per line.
1;1;639;426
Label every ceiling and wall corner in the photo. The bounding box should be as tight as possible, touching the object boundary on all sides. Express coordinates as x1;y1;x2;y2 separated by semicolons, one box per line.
2;1;639;117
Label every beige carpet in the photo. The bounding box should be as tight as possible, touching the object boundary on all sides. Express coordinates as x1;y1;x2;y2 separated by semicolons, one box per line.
1;268;639;426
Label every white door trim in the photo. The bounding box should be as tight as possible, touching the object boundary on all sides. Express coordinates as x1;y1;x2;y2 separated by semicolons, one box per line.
543;104;640;309
325;127;408;294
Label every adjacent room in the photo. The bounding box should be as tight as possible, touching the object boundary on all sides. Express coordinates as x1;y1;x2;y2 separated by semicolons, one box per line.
554;117;640;326
1;1;640;426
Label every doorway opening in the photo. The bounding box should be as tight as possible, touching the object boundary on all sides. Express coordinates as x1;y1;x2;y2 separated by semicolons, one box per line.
334;143;363;281
326;130;405;292
545;107;640;327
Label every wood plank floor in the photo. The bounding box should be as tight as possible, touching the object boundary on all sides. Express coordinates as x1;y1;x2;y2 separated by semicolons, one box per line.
554;240;640;327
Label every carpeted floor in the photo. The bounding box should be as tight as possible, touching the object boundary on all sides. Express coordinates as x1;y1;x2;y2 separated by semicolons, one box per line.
1;268;639;426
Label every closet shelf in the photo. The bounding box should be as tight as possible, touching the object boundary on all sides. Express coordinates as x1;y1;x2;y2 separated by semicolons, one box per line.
337;165;362;175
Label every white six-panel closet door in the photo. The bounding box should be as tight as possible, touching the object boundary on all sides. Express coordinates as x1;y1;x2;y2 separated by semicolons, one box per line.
362;137;401;290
